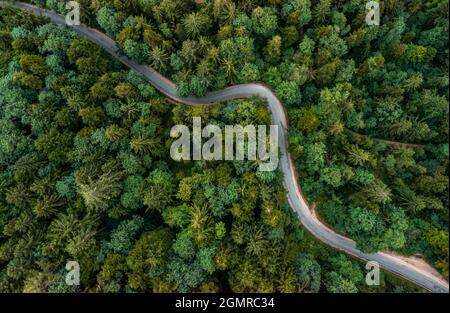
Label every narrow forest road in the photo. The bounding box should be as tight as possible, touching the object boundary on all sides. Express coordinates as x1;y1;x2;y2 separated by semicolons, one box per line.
1;1;448;293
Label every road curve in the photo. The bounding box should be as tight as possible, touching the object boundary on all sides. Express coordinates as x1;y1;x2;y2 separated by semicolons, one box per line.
2;1;448;293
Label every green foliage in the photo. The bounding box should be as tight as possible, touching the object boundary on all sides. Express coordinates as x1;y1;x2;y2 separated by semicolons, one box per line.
123;40;150;64
75;166;124;212
263;35;282;64
296;253;321;292
251;7;278;38
282;0;312;27
0;0;447;294
127;228;172;290
96;7;121;37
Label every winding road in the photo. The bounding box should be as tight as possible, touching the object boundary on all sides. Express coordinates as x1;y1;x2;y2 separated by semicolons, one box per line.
1;1;448;293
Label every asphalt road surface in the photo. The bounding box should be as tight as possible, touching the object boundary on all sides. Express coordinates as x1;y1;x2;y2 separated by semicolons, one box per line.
2;1;448;293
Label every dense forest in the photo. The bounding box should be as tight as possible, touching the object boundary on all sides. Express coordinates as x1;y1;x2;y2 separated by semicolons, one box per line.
37;0;448;279
0;0;447;293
